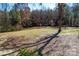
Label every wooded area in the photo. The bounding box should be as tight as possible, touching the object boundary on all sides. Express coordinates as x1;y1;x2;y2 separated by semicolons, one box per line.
0;3;79;32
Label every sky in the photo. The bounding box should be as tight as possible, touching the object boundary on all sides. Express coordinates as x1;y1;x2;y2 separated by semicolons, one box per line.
0;3;57;11
0;3;73;11
28;3;56;10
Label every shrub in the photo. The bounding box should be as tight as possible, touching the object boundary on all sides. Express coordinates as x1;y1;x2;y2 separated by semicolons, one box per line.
18;48;37;56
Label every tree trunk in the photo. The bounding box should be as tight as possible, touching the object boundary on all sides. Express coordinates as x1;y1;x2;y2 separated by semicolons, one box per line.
57;3;64;33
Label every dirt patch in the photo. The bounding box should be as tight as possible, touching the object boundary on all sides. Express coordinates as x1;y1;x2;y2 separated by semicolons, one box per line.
43;35;79;56
0;34;79;56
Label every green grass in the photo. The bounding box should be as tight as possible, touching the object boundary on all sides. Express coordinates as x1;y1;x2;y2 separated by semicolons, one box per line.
18;48;37;56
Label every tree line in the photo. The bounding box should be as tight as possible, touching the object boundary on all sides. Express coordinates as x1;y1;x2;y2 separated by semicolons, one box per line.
0;3;79;32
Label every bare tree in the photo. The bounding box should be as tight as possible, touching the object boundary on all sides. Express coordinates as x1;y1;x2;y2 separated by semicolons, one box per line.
57;3;64;33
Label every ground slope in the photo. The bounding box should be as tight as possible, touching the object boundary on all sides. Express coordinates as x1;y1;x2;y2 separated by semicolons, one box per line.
0;27;79;56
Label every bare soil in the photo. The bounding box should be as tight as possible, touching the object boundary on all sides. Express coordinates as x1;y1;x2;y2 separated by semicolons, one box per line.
0;34;79;56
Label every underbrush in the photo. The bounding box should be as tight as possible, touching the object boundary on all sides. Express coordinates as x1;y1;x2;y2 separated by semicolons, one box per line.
18;48;38;56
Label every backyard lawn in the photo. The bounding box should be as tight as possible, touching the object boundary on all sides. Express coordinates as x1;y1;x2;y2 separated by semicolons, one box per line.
0;27;79;40
0;27;79;56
